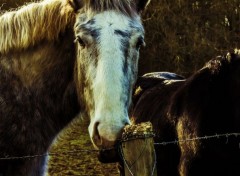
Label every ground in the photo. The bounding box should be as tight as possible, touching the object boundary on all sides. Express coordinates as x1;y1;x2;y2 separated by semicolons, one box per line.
48;118;119;176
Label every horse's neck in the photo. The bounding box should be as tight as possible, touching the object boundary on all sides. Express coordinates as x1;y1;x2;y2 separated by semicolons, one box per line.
0;30;79;127
2;34;73;87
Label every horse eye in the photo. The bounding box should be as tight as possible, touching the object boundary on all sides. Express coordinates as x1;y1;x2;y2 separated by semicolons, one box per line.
75;36;86;48
136;37;145;50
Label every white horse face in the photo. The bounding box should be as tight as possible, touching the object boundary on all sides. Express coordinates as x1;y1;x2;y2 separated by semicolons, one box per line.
74;1;150;149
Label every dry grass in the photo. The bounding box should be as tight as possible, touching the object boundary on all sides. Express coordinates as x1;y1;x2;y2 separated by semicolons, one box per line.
48;118;119;176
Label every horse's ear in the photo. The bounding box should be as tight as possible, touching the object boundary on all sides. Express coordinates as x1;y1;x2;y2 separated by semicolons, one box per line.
67;0;84;12
135;0;151;13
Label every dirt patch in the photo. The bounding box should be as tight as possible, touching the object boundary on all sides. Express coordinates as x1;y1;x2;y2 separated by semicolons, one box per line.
48;118;119;176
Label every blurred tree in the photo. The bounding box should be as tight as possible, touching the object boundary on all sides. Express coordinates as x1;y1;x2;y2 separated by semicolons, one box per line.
141;0;240;77
0;0;29;10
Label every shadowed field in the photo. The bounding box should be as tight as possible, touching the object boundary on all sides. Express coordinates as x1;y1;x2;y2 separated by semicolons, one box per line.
48;118;119;176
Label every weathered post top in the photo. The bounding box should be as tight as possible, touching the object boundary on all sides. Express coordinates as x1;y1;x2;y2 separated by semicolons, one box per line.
122;121;154;141
120;122;157;176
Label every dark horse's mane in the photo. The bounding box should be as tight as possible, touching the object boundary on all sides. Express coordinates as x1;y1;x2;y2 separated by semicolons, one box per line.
170;51;240;131
130;51;240;176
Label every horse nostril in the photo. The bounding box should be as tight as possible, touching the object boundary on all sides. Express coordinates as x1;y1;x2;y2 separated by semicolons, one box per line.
91;119;130;148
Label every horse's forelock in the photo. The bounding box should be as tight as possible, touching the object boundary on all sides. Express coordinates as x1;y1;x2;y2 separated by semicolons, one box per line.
83;0;138;17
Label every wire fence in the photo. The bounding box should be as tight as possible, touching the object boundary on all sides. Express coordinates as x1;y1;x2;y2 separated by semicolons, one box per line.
154;132;240;146
0;132;239;161
0;149;101;161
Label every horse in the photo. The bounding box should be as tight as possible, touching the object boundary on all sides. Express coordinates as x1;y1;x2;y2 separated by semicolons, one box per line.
132;72;185;176
131;51;240;176
169;51;240;176
0;0;151;175
132;71;185;108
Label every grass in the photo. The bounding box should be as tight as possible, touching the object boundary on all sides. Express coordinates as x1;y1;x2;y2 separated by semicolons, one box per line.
48;118;119;176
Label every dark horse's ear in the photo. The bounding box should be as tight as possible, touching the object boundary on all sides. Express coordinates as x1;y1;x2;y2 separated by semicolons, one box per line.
68;0;84;12
135;0;151;13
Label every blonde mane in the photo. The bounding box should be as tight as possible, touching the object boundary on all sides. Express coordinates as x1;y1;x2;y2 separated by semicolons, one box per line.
0;0;76;54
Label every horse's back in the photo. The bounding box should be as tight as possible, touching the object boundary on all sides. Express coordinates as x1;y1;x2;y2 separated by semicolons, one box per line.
132;72;184;176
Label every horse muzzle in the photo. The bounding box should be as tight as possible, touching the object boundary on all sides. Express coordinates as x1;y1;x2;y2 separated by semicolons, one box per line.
89;118;130;149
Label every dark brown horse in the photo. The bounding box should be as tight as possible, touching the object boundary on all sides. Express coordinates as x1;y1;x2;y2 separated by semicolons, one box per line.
0;0;150;175
132;51;240;176
132;72;185;176
170;51;240;176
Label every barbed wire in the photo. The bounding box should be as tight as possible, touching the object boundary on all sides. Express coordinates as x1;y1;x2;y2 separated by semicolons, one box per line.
0;148;111;161
154;133;240;145
0;132;239;161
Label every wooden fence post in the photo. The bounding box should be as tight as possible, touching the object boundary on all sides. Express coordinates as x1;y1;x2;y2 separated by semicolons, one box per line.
120;122;157;176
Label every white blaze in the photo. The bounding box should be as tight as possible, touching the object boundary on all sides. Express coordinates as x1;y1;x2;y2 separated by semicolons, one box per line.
90;12;131;144
75;10;145;148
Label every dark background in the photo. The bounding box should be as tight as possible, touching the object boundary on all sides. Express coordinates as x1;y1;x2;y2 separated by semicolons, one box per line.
2;0;240;77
